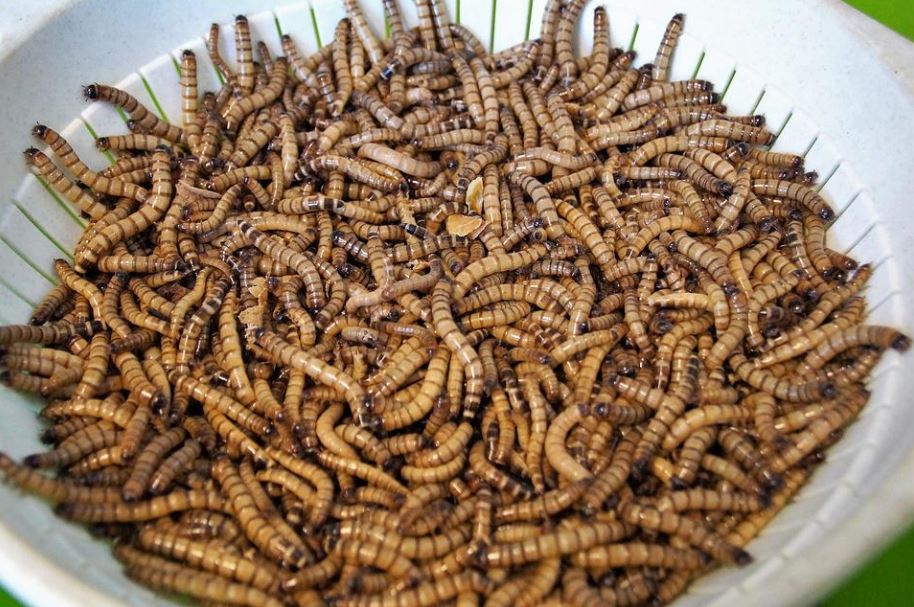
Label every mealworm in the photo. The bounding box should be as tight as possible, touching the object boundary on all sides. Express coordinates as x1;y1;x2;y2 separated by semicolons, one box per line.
84;84;182;142
0;8;906;607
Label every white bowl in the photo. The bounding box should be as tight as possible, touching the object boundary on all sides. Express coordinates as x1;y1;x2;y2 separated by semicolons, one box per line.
1;1;913;605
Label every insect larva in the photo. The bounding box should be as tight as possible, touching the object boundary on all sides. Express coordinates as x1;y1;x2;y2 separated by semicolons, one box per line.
499;557;561;607
653;14;685;82
534;0;563;79
796;324;910;373
23;148;109;220
0;7;908;606
341;0;383;68
173;373;271;437
316;450;408;496
228;121;280;169
95;132;174;152
622;80;712;112
483;519;629;568
628;135;729;166
770;389;869;474
330;19;353;117
620;502;750;565
379;346;449;432
333;537;422;588
84;84;182;143
700;453;763;495
55;486;223;522
256;328;368;421
656;488;765;513
337;571;493;607
669;426;718;489
147;438;202;495
0;452;125;504
212;456;309;569
468;442;532;501
222;58;289;133
337;516;471;562
119;545;284;607
3;344;83;372
231;15;255;95
729;351;835;402
77;149;173;268
35;125;149;206
136;526;280;593
357;143;442;179
747;146;804;168
119;291;169;336
718;427;782;491
493;479;590;526
24;420;120;469
412;421;475;472
122;427;187;500
316;402;363;469
39;416;98;444
661;404;756;451
562;568;603;607
751;178;834;221
570;542;707;571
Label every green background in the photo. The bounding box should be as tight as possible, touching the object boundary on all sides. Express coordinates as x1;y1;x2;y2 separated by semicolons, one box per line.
1;1;913;606
811;0;914;601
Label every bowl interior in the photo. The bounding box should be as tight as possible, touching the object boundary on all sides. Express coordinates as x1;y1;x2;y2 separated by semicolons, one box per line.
0;1;912;606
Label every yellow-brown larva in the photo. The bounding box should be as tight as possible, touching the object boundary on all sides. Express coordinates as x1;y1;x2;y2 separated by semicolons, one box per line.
0;7;909;607
23;148;109;219
121;427;187;500
212;456;310;570
653;13;685;82
84;84;182;143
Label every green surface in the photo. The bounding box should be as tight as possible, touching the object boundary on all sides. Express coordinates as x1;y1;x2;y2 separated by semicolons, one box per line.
817;1;914;603
823;520;914;607
846;0;914;40
1;1;913;606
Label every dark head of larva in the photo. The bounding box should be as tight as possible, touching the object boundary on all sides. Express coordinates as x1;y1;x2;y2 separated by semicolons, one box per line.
892;332;912;352
22;453;42;468
382;456;403;476
818;207;835;222
53;503;75;519
31;124;49;139
819;382;837;400
235;14;248;24
182;49;194;59
95;137;110;151
670;476;689;491
23;147;40;160
380;65;397;81
82;84;99;100
732;547;754;567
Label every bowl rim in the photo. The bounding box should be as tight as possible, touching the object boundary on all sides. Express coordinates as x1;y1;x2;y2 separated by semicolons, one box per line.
1;1;914;606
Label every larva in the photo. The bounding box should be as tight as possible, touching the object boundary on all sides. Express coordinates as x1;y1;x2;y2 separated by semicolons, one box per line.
0;7;907;607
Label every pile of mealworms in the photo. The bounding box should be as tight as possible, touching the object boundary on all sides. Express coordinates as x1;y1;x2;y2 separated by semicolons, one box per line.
0;0;910;605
